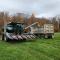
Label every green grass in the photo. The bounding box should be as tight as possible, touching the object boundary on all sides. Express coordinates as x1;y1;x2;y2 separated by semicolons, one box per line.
0;33;60;60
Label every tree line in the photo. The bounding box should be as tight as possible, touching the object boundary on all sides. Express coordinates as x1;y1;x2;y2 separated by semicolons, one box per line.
0;12;60;34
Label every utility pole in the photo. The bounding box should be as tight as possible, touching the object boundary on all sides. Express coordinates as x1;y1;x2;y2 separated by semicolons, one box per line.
56;17;59;32
2;12;5;40
58;17;59;32
3;12;8;40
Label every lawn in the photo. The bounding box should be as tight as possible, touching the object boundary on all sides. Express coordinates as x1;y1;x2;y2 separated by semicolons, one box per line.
0;33;60;60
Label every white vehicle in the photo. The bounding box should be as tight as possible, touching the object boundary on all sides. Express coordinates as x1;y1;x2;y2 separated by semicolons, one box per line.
30;24;54;38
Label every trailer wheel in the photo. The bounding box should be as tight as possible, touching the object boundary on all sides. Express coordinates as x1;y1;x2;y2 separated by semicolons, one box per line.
48;35;52;39
6;37;10;42
44;35;48;38
49;35;54;39
52;35;54;39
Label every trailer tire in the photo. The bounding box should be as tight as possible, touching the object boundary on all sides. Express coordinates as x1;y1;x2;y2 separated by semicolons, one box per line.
6;37;9;42
48;35;52;39
44;35;48;38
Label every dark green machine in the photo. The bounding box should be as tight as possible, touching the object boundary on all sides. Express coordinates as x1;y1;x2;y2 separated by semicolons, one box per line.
6;22;24;34
2;22;36;41
2;22;25;41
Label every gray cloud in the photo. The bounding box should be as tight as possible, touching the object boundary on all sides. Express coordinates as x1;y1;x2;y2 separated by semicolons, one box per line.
0;0;60;17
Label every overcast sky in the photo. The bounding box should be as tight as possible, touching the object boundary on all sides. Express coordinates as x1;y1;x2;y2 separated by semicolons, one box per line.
0;0;60;17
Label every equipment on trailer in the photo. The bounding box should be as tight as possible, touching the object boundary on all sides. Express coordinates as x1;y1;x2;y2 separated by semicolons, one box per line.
24;22;54;38
29;24;54;38
2;22;54;41
2;22;36;41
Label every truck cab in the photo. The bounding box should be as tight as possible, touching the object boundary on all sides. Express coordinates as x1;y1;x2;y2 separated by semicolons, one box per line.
2;22;24;41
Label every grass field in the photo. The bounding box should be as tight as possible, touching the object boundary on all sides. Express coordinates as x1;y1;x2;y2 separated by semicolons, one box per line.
0;33;60;60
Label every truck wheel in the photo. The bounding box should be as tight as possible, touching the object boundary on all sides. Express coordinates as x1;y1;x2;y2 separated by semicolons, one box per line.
48;35;51;39
6;38;9;42
52;35;54;39
50;35;52;39
45;35;48;38
48;35;54;39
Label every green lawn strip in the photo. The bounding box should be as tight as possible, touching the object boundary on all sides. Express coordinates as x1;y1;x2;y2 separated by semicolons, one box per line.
0;43;42;60
2;41;60;59
36;38;60;49
44;40;60;48
0;41;54;60
15;43;58;60
27;47;54;60
0;33;60;60
29;43;60;60
0;41;39;60
13;43;54;60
